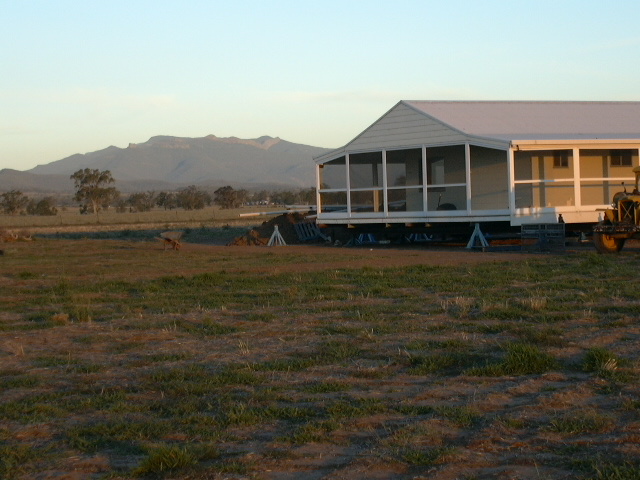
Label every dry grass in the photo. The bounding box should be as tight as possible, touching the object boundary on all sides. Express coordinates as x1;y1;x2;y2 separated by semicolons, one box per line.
0;205;285;231
0;237;639;479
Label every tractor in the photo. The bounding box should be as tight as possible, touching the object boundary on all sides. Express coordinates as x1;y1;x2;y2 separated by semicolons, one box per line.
593;166;640;253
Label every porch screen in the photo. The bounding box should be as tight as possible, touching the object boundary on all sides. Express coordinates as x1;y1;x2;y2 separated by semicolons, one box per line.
349;152;383;213
318;156;347;213
469;146;508;210
386;148;423;212
426;145;466;211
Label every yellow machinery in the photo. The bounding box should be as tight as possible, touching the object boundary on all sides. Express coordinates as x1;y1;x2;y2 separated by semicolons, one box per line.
593;166;640;253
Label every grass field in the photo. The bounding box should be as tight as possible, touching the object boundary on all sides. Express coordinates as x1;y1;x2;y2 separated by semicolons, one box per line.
0;237;639;479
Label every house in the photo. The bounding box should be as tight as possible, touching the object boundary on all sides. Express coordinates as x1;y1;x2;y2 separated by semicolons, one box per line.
314;101;640;234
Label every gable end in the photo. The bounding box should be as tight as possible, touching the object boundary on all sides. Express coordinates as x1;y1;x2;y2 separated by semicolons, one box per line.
346;102;469;151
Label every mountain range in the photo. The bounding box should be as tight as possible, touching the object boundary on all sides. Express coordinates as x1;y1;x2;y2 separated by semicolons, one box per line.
0;135;332;194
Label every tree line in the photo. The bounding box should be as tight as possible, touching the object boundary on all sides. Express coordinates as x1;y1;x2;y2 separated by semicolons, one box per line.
0;168;316;216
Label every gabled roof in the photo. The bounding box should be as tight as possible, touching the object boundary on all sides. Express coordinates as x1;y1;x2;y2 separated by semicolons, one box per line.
403;101;640;141
314;100;640;163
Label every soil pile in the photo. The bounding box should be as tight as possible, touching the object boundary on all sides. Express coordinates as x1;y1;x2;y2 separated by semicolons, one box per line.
228;212;308;246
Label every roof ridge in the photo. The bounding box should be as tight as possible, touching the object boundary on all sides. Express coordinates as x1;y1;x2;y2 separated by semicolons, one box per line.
404;100;640;104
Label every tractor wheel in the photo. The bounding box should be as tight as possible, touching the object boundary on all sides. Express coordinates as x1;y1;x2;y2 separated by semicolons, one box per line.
593;232;626;253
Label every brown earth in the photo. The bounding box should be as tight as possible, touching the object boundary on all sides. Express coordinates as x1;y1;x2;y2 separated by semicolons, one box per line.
1;237;639;480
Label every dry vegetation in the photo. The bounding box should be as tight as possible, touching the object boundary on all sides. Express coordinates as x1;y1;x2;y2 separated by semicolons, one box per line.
1;236;639;479
0;205;284;231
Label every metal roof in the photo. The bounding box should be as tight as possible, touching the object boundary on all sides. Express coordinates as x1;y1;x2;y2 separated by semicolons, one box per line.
403;100;640;141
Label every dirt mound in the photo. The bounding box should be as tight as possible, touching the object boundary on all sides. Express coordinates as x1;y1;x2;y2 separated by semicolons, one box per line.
228;212;308;246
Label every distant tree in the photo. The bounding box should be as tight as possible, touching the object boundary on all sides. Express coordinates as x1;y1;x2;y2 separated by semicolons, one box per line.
127;191;156;212
249;190;270;205
156;191;178;210
271;190;297;206
0;190;30;215
114;198;128;213
70;168;119;218
214;186;239;209
235;188;249;206
26;197;58;216
298;187;316;205
176;185;211;210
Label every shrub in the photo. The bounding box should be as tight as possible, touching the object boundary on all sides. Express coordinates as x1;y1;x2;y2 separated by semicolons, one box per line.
583;348;620;377
26;197;58;216
133;445;197;476
466;343;557;376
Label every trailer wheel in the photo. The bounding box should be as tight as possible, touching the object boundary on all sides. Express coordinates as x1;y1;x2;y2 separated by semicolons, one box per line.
593;232;626;253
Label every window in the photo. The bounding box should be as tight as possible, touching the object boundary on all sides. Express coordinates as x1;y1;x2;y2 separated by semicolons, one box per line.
611;150;633;167
553;152;569;168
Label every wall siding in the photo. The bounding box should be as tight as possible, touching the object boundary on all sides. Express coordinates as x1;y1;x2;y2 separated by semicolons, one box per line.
347;103;468;151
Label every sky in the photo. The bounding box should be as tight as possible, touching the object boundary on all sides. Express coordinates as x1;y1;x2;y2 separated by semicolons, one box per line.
2;0;640;171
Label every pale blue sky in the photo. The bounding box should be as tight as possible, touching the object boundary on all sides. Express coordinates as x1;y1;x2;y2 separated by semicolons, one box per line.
2;0;640;171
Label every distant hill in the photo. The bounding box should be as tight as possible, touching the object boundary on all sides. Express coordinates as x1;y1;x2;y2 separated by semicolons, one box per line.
0;169;182;195
0;169;70;193
10;135;331;194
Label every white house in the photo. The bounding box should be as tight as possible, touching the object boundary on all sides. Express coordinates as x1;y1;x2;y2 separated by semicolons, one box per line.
314;101;640;231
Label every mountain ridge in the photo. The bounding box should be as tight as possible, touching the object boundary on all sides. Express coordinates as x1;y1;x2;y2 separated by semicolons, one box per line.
4;135;332;194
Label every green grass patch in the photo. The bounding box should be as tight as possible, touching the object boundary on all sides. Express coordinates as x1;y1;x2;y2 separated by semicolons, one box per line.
435;405;482;427
512;325;565;346
4;239;640;479
66;419;169;454
145;352;192;363
282;419;342;444
0;373;40;389
174;318;240;336
408;351;485;376
326;397;386;420
589;461;640;480
0;394;68;422
316;340;363;363
582;347;632;382
0;443;43;478
466;343;557;376
547;410;612;434
132;445;198;476
147;364;261;395
401;446;454;466
302;381;351;393
252;356;316;372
